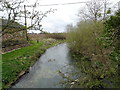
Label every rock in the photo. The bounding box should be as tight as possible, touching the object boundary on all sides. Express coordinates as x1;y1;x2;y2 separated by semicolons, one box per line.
71;82;75;85
74;79;79;82
48;59;56;62
48;59;52;62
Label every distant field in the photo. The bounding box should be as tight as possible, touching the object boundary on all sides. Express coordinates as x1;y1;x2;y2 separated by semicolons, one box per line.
28;34;47;41
28;33;66;41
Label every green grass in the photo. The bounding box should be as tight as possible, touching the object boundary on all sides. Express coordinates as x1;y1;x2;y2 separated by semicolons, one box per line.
2;40;63;88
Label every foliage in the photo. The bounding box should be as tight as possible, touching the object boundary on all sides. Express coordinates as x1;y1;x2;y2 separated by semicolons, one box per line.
99;10;120;47
2;40;27;48
66;10;120;88
67;21;103;57
103;10;120;87
99;10;120;66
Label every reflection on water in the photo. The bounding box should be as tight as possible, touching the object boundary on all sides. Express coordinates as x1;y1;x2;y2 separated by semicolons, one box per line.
13;43;76;88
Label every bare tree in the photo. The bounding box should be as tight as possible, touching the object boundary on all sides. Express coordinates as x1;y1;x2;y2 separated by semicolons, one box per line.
20;3;55;40
0;0;56;40
0;0;25;33
78;0;110;22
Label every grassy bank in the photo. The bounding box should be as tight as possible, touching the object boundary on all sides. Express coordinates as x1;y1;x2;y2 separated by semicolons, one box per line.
2;39;63;88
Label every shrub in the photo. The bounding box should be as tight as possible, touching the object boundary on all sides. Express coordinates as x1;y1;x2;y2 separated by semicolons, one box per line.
2;40;27;48
66;19;119;88
67;20;104;58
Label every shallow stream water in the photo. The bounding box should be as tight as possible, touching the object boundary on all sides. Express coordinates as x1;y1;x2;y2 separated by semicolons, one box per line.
13;43;77;88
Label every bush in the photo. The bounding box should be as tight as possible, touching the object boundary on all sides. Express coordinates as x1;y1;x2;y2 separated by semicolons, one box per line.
2;40;27;48
67;21;103;57
66;19;119;88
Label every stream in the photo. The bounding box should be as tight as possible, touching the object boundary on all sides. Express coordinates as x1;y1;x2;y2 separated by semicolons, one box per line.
12;43;78;88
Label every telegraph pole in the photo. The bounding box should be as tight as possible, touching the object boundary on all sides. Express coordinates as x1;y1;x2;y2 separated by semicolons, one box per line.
118;1;120;10
24;5;28;41
103;0;107;20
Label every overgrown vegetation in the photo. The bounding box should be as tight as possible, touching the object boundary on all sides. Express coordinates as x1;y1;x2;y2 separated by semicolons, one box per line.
2;40;63;89
66;10;120;88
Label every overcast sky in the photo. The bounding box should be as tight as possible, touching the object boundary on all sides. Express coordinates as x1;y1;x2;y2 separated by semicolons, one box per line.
26;0;119;33
26;0;88;33
2;0;120;33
